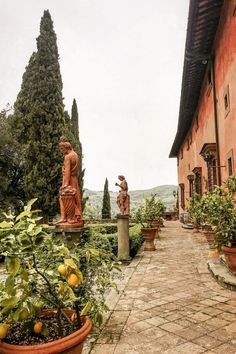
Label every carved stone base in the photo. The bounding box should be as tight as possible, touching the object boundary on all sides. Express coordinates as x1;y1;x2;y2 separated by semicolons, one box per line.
56;221;84;229
51;226;87;248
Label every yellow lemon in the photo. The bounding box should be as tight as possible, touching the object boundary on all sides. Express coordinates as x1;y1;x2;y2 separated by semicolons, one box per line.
58;264;67;276
0;324;9;339
34;321;43;334
67;273;80;287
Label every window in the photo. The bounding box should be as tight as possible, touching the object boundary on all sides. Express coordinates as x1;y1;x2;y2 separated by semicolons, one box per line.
224;85;230;117
228;157;233;176
195;115;199;131
227;150;234;176
192;167;202;197
187;175;194;198
187;138;190;151
179;184;185;209
200;143;217;192
189;133;192;145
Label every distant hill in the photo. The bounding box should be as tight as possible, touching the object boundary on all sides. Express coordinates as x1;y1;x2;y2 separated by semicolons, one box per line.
84;185;177;218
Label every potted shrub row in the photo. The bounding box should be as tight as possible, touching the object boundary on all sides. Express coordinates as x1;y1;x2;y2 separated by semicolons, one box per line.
134;195;165;251
188;173;236;274
0;199;119;353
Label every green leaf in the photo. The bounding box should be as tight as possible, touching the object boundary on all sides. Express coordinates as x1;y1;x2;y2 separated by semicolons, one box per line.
5;275;16;296
0;221;13;228
16;210;31;222
59;246;70;256
80;301;91;316
21;269;29;282
41;323;49;337
75;269;83;283
5;257;21;276
25;198;38;211
94;312;103;326
27;223;35;233
1;296;18;314
2;213;15;220
19;307;29;320
65;258;77;269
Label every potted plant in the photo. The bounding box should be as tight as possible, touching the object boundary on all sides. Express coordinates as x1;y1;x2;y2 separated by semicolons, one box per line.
188;194;203;232
0;199;119;353
151;199;165;237
134;195;163;251
201;186;236;271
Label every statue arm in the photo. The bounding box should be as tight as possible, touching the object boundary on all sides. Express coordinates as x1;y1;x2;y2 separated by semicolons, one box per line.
63;155;71;187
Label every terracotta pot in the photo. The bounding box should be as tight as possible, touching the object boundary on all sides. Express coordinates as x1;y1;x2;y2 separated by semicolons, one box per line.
192;228;199;233
141;228;156;251
222;246;236;275
152;221;160;238
0;310;92;354
202;230;216;249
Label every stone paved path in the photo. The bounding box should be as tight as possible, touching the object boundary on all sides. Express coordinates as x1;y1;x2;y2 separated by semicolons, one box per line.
89;221;236;354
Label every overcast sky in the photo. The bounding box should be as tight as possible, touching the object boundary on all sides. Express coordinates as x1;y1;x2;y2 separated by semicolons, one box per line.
0;0;189;191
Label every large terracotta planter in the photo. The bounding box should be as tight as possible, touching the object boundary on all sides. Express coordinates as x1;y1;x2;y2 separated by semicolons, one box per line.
141;228;156;251
0;310;92;354
202;229;216;249
222;246;236;275
152;220;160;238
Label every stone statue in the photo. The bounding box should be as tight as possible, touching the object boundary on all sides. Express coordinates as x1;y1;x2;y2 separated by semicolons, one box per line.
115;175;130;216
56;139;83;228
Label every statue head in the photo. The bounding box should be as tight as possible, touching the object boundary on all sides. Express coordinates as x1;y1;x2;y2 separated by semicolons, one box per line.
118;175;125;181
59;141;72;155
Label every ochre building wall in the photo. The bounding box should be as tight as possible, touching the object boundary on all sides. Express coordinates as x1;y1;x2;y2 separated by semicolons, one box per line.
177;1;236;213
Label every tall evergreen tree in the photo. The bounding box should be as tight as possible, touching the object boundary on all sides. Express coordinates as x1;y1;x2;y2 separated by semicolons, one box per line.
71;98;79;141
0;108;25;213
10;52;37;142
102;178;111;219
70;99;87;211
12;10;68;217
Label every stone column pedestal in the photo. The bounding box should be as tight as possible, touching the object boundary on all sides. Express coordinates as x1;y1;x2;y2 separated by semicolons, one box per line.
117;215;130;261
51;227;87;249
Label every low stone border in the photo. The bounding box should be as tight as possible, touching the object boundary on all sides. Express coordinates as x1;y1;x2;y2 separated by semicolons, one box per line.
207;257;236;291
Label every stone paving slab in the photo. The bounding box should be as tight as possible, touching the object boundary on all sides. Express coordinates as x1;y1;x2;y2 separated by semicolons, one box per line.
87;222;236;353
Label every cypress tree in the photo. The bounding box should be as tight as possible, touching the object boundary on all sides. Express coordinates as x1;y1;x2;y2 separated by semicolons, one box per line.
10;52;37;142
0;108;25;213
71;98;79;140
13;10;67;217
70;99;87;211
102;178;111;219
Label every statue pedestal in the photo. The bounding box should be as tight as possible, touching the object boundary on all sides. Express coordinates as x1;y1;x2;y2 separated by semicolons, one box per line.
51;227;86;248
117;215;130;261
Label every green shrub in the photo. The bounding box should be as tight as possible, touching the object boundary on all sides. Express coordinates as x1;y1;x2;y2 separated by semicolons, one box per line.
88;223;117;235
88;224;143;258
129;224;143;258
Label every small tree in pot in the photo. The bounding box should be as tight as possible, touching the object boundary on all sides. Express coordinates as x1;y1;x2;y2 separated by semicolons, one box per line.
0;199;119;353
134;195;164;251
188;194;202;232
201;186;236;272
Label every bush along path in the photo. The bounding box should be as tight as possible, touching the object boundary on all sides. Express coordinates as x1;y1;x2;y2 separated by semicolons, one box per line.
89;221;236;354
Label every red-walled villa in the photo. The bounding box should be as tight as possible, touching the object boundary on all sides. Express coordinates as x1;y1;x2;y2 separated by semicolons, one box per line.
170;0;236;214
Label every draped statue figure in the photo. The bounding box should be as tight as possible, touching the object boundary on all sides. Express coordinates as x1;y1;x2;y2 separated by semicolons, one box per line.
115;175;130;216
56;138;83;228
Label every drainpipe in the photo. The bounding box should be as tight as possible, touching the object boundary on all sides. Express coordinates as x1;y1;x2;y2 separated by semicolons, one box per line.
211;55;221;185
